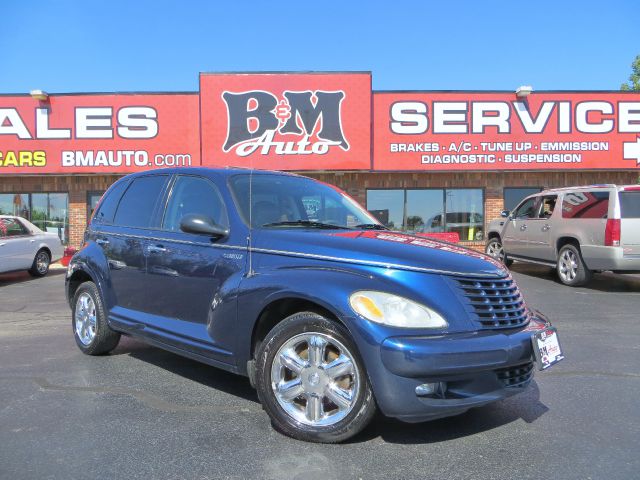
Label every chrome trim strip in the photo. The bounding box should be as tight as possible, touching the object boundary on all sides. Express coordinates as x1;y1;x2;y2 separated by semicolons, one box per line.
509;255;556;267
93;230;246;251
93;230;506;278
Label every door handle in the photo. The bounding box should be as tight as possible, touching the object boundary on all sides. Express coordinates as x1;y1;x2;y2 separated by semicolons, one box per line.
542;224;551;232
0;242;5;247
520;224;527;231
96;238;109;246
147;244;167;254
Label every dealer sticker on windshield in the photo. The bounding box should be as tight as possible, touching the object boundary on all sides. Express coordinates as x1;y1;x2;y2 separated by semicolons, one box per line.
532;327;564;371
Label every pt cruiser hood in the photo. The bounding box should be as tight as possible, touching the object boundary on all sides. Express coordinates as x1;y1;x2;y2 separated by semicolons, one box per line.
254;229;507;277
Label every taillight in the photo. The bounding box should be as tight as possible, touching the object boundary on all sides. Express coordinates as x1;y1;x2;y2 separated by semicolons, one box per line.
605;218;621;246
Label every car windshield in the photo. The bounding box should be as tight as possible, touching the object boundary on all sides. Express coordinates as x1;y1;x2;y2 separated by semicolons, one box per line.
229;174;382;229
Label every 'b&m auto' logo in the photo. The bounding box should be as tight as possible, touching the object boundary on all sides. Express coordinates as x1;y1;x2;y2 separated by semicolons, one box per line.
222;90;349;156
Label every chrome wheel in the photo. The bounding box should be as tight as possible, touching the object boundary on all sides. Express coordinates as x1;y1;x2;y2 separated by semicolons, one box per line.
270;332;359;427
486;239;505;262
36;251;49;274
75;293;97;346
558;249;578;282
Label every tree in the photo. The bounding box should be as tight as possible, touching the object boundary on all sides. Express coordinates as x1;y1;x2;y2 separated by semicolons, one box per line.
406;215;424;231
621;55;640;91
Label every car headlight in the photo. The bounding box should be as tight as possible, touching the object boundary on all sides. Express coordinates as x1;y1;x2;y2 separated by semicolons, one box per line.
349;290;448;329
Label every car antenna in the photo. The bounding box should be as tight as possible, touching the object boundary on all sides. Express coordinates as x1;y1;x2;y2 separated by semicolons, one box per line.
247;162;255;277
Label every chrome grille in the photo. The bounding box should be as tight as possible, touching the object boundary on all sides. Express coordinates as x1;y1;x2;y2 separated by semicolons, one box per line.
496;362;534;388
454;275;529;329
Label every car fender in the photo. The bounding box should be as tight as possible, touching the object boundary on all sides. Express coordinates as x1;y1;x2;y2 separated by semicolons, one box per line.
230;263;377;371
65;241;113;310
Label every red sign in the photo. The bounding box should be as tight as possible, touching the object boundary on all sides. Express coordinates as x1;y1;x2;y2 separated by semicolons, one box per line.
2;78;640;175
0;93;200;174
199;72;371;170
374;92;640;171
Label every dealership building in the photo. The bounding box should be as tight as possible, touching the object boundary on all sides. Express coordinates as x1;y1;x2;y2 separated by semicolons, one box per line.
0;72;638;249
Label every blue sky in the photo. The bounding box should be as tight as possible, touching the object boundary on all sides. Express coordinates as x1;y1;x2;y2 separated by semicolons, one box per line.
0;0;638;93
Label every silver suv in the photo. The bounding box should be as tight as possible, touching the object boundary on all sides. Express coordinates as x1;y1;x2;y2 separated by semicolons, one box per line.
486;185;640;286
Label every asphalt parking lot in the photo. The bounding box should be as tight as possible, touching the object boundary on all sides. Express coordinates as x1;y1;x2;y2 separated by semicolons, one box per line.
1;264;639;480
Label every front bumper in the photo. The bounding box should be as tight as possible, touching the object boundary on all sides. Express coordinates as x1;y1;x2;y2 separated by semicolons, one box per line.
364;313;549;423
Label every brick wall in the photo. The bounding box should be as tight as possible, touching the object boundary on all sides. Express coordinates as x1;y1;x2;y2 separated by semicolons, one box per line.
1;170;637;251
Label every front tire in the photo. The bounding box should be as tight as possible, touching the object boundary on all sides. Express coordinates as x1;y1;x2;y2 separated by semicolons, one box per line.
557;244;592;286
28;249;50;277
255;312;376;443
72;281;120;355
485;237;513;267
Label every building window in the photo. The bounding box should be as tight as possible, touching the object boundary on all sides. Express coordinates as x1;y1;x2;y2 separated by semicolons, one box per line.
366;188;484;241
0;192;69;244
366;189;404;230
503;187;542;212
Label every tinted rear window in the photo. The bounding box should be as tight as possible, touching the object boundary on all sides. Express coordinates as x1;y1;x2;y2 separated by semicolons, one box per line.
113;175;167;228
562;191;609;219
620;191;640;218
93;180;129;225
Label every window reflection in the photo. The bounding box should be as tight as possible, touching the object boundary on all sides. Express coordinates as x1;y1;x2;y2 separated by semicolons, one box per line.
366;188;484;241
366;190;404;230
445;189;484;241
88;192;104;222
503;187;542;211
0;194;30;218
407;190;444;234
0;192;68;244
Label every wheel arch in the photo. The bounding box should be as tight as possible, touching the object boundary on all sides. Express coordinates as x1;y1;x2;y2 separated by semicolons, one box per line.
556;236;581;257
67;268;95;305
34;244;52;262
250;295;345;361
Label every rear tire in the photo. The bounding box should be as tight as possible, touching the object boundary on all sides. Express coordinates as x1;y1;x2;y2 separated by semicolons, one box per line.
255;312;376;443
28;249;50;277
72;281;120;355
556;244;592;286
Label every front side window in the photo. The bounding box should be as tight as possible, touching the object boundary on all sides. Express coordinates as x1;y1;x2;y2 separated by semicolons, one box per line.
163;176;228;231
114;175;167;228
513;197;538;219
230;174;379;229
562;191;609;219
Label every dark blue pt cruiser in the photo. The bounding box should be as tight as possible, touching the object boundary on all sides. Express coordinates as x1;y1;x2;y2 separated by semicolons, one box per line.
66;167;561;443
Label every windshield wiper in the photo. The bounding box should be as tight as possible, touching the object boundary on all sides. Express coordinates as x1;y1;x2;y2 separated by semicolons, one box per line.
261;220;351;229
354;223;389;230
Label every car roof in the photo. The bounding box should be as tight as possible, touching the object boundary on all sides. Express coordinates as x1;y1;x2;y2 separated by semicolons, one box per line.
119;166;303;181
539;184;637;195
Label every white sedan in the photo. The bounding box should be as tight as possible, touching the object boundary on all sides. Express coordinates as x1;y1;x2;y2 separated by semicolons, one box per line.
0;215;64;277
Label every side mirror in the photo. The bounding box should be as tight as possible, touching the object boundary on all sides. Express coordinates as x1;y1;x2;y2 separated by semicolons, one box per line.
180;214;229;238
500;210;510;218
